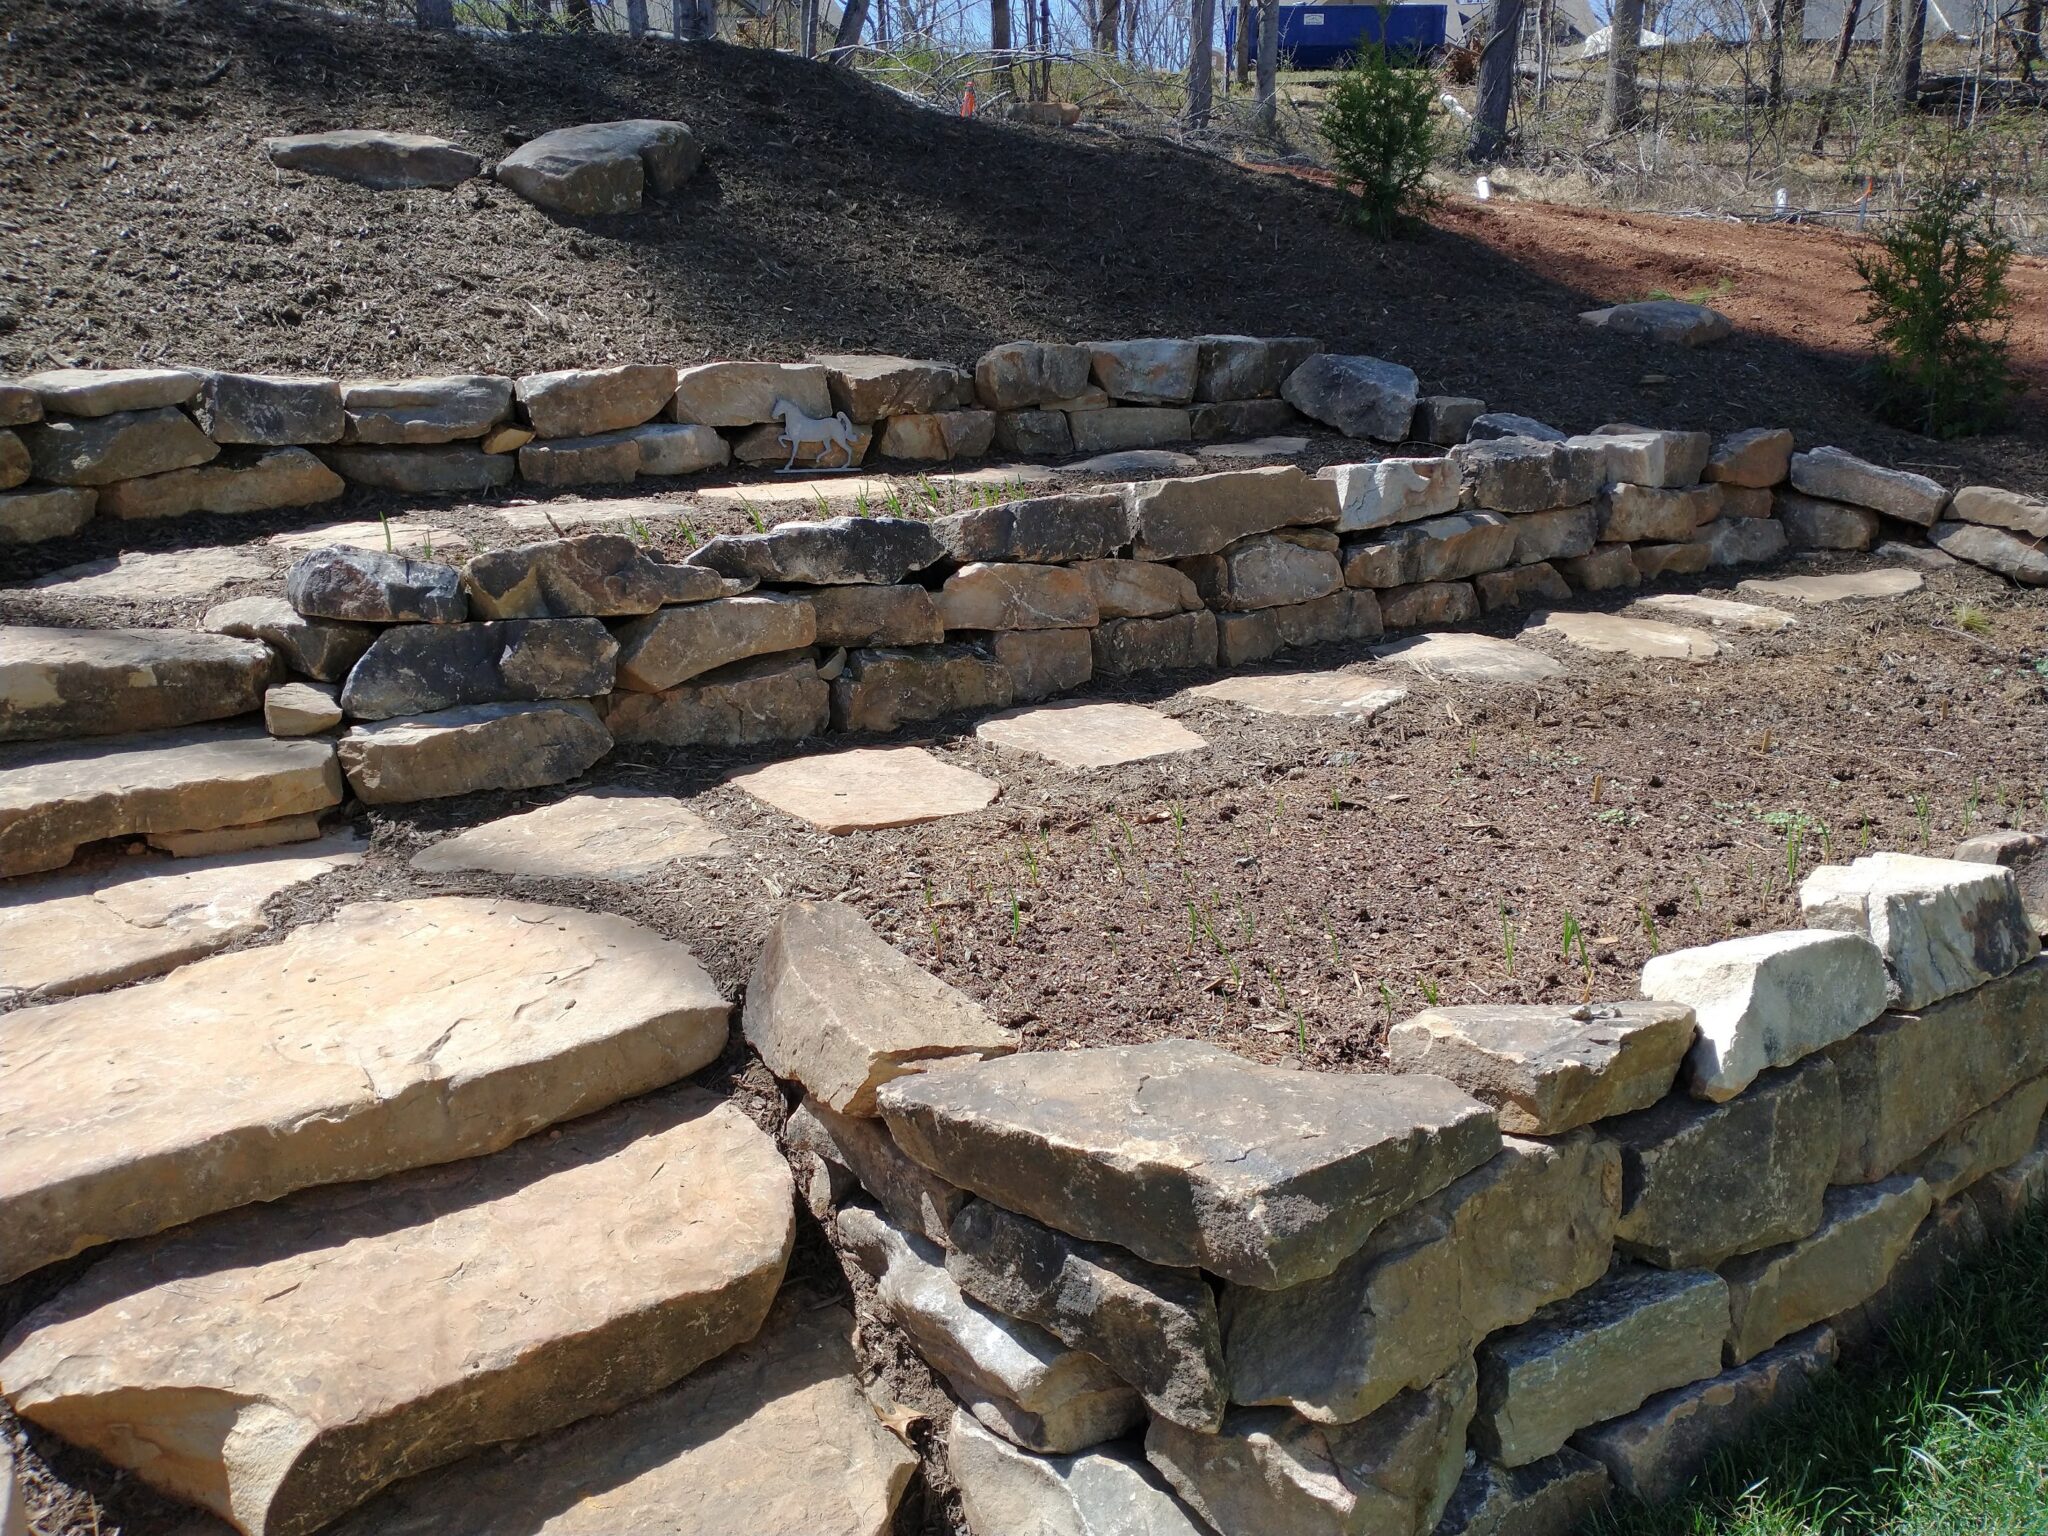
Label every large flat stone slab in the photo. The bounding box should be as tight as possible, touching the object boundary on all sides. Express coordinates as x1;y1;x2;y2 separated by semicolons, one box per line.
1522;610;1722;662
0;1091;792;1535
0;832;362;1001
1737;568;1923;604
1186;670;1407;719
411;787;728;880
975;701;1207;770
878;1040;1500;1289
0;725;342;878
729;745;999;833
339;617;618;720
0;626;277;742
949;1408;1210;1536
19;547;271;605
745;899;1017;1115
327;1299;912;1536
338;700;611;804
1630;592;1796;631
1435;1449;1611;1536
1800;852;2038;1011
1373;632;1565;685
0;895;729;1280
270;519;471;554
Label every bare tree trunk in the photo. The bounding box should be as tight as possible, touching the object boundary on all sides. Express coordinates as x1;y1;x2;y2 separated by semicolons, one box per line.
416;0;455;26
1810;0;1862;146
2021;0;2044;77
1601;0;1645;130
1186;0;1216;124
833;0;868;47
991;0;1017;93
675;0;715;39
626;0;647;31
1254;0;1278;131
1234;0;1252;84
801;0;820;55
1123;0;1141;56
1040;0;1053;98
1472;0;1525;159
1896;0;1927;101
564;0;591;26
1097;0;1122;54
1763;0;1786;107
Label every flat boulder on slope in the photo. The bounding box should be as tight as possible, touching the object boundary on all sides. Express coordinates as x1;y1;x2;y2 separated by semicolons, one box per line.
497;119;701;216
0;1091;792;1536
412;787;728;880
338;617;618;719
0;626;278;742
265;129;482;188
0;895;729;1282
337;699;612;803
1279;352;1420;442
1800;852;2039;1010
877;1039;1499;1289
688;516;943;586
288;545;468;624
1928;520;2048;585
949;1408;1211;1536
462;531;684;618
327;1300;914;1536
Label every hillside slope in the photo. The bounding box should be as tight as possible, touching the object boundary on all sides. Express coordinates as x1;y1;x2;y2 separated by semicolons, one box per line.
1;0;2043;490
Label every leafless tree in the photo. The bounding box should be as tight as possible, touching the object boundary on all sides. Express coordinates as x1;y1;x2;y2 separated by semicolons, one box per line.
1472;0;1525;158
1186;0;1215;122
417;0;454;25
1601;0;1646;129
1254;0;1278;129
1896;0;1928;99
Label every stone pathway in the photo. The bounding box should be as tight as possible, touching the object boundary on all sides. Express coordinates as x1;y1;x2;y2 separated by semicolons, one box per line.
1739;568;1924;604
975;701;1207;769
497;498;690;532
0;832;362;1001
1524;610;1723;662
412;787;731;880
1373;631;1567;684
273;519;470;553
696;464;1055;507
1185;669;1408;719
1198;436;1310;461
15;546;270;604
729;745;1000;833
1631;593;1796;631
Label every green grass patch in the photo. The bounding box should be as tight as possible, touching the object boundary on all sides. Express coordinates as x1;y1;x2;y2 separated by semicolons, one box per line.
1591;1205;2048;1536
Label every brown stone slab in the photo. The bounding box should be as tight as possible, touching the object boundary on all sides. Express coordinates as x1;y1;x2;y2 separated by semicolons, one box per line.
975;701;1207;770
729;746;999;833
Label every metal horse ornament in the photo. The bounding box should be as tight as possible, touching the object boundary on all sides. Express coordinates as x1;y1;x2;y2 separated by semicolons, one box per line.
770;398;862;473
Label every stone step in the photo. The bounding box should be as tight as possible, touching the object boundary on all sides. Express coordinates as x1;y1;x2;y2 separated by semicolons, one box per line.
0;1090;794;1536
0;725;343;878
0;894;730;1280
0;625;278;742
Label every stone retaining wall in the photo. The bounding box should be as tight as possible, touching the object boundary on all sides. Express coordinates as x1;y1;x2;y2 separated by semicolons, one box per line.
758;852;2048;1535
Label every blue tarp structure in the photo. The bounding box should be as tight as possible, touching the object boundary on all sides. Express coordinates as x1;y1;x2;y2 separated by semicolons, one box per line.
1223;4;1452;68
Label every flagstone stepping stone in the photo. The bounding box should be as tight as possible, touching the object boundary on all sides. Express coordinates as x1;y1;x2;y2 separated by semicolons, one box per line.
1523;610;1723;662
1;626;279;742
271;519;470;554
1198;435;1311;461
17;546;269;605
326;1300;913;1536
975;701;1206;769
0;1091;792;1536
877;1039;1500;1289
496;498;688;532
1631;592;1796;631
0;895;730;1280
1373;631;1566;684
1738;568;1923;605
0;832;362;1002
1185;670;1407;719
1069;449;1200;476
729;745;999;833
0;725;343;878
264;129;483;189
412;787;730;881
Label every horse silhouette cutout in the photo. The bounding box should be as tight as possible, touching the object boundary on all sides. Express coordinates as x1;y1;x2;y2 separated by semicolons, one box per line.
771;398;861;472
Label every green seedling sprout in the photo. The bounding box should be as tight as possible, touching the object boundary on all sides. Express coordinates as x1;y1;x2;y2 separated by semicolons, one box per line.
1639;902;1662;955
1499;901;1517;978
1420;978;1441;1005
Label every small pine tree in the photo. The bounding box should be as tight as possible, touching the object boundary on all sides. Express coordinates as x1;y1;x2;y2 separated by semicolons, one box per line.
1854;175;2020;438
1321;28;1440;240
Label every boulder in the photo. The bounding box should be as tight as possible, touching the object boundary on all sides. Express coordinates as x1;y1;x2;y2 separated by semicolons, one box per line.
1;1091;789;1533
1068;406;1193;453
1413;396;1486;446
1717;484;1776;518
1476;563;1572;614
1904;1075;2048;1202
935;490;1131;564
789;1095;967;1246
1705;427;1794;488
1597;483;1718;542
829;642;1013;732
1641;929;1889;1102
96;445;345;519
21;405;217;485
1076;557;1202;618
671;361;832;426
1631;541;1712;580
839;1206;1143;1454
993;408;1073;457
745;899;1018;1115
1213;588;1380;662
1091;611;1219;675
0;485;96;543
1087;338;1200;404
949;1409;1210;1536
498;119;701;215
1507;504;1599;566
1379;580;1480;629
1341;512;1516;589
811;353;974;421
145;812;328;857
192;371;345;444
948;1200;1227;1430
0;427;28;490
1468;413;1567;443
1127;466;1339;560
1145;1360;1475;1536
340;375;513;443
1222;1133;1617;1427
322;442;516;493
689;515;942;585
1388;1001;1695;1135
975;342;1096;410
935;561;1099;630
1192;335;1320;401
1952;830;2048;935
1799;852;2038;1009
289;545;468;624
878;1040;1499;1290
1434;1450;1610;1536
462;532;675;619
1928;520;2048;584
0;382;38;425
1190;397;1305;439
1789;446;1947;525
21;366;200;415
1949;483;2048;538
603;651;828;747
1574;1326;1837;1504
1321;457;1461;533
809;582;945;646
202;595;378;683
612;593;816;691
1775;490;1877;550
515;430;644;488
1966;1121;2048;1232
1579;428;1710;488
265;681;343;735
264;129;481;188
877;409;997;461
1557;545;1640;591
1280;353;1419;441
1578;300;1732;346
1722;1177;1932;1362
1175;530;1340;612
1691;514;1789;568
339;617;617;719
0;893;728;1279
984;627;1093;700
1473;1267;1728;1466
1605;1055;1840;1269
631;420;730;476
1450;437;1605;514
1;627;276;743
515;364;676;439
337;699;611;803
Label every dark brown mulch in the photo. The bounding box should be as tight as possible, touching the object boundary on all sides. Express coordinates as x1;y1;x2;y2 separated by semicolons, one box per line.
1;0;2043;501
